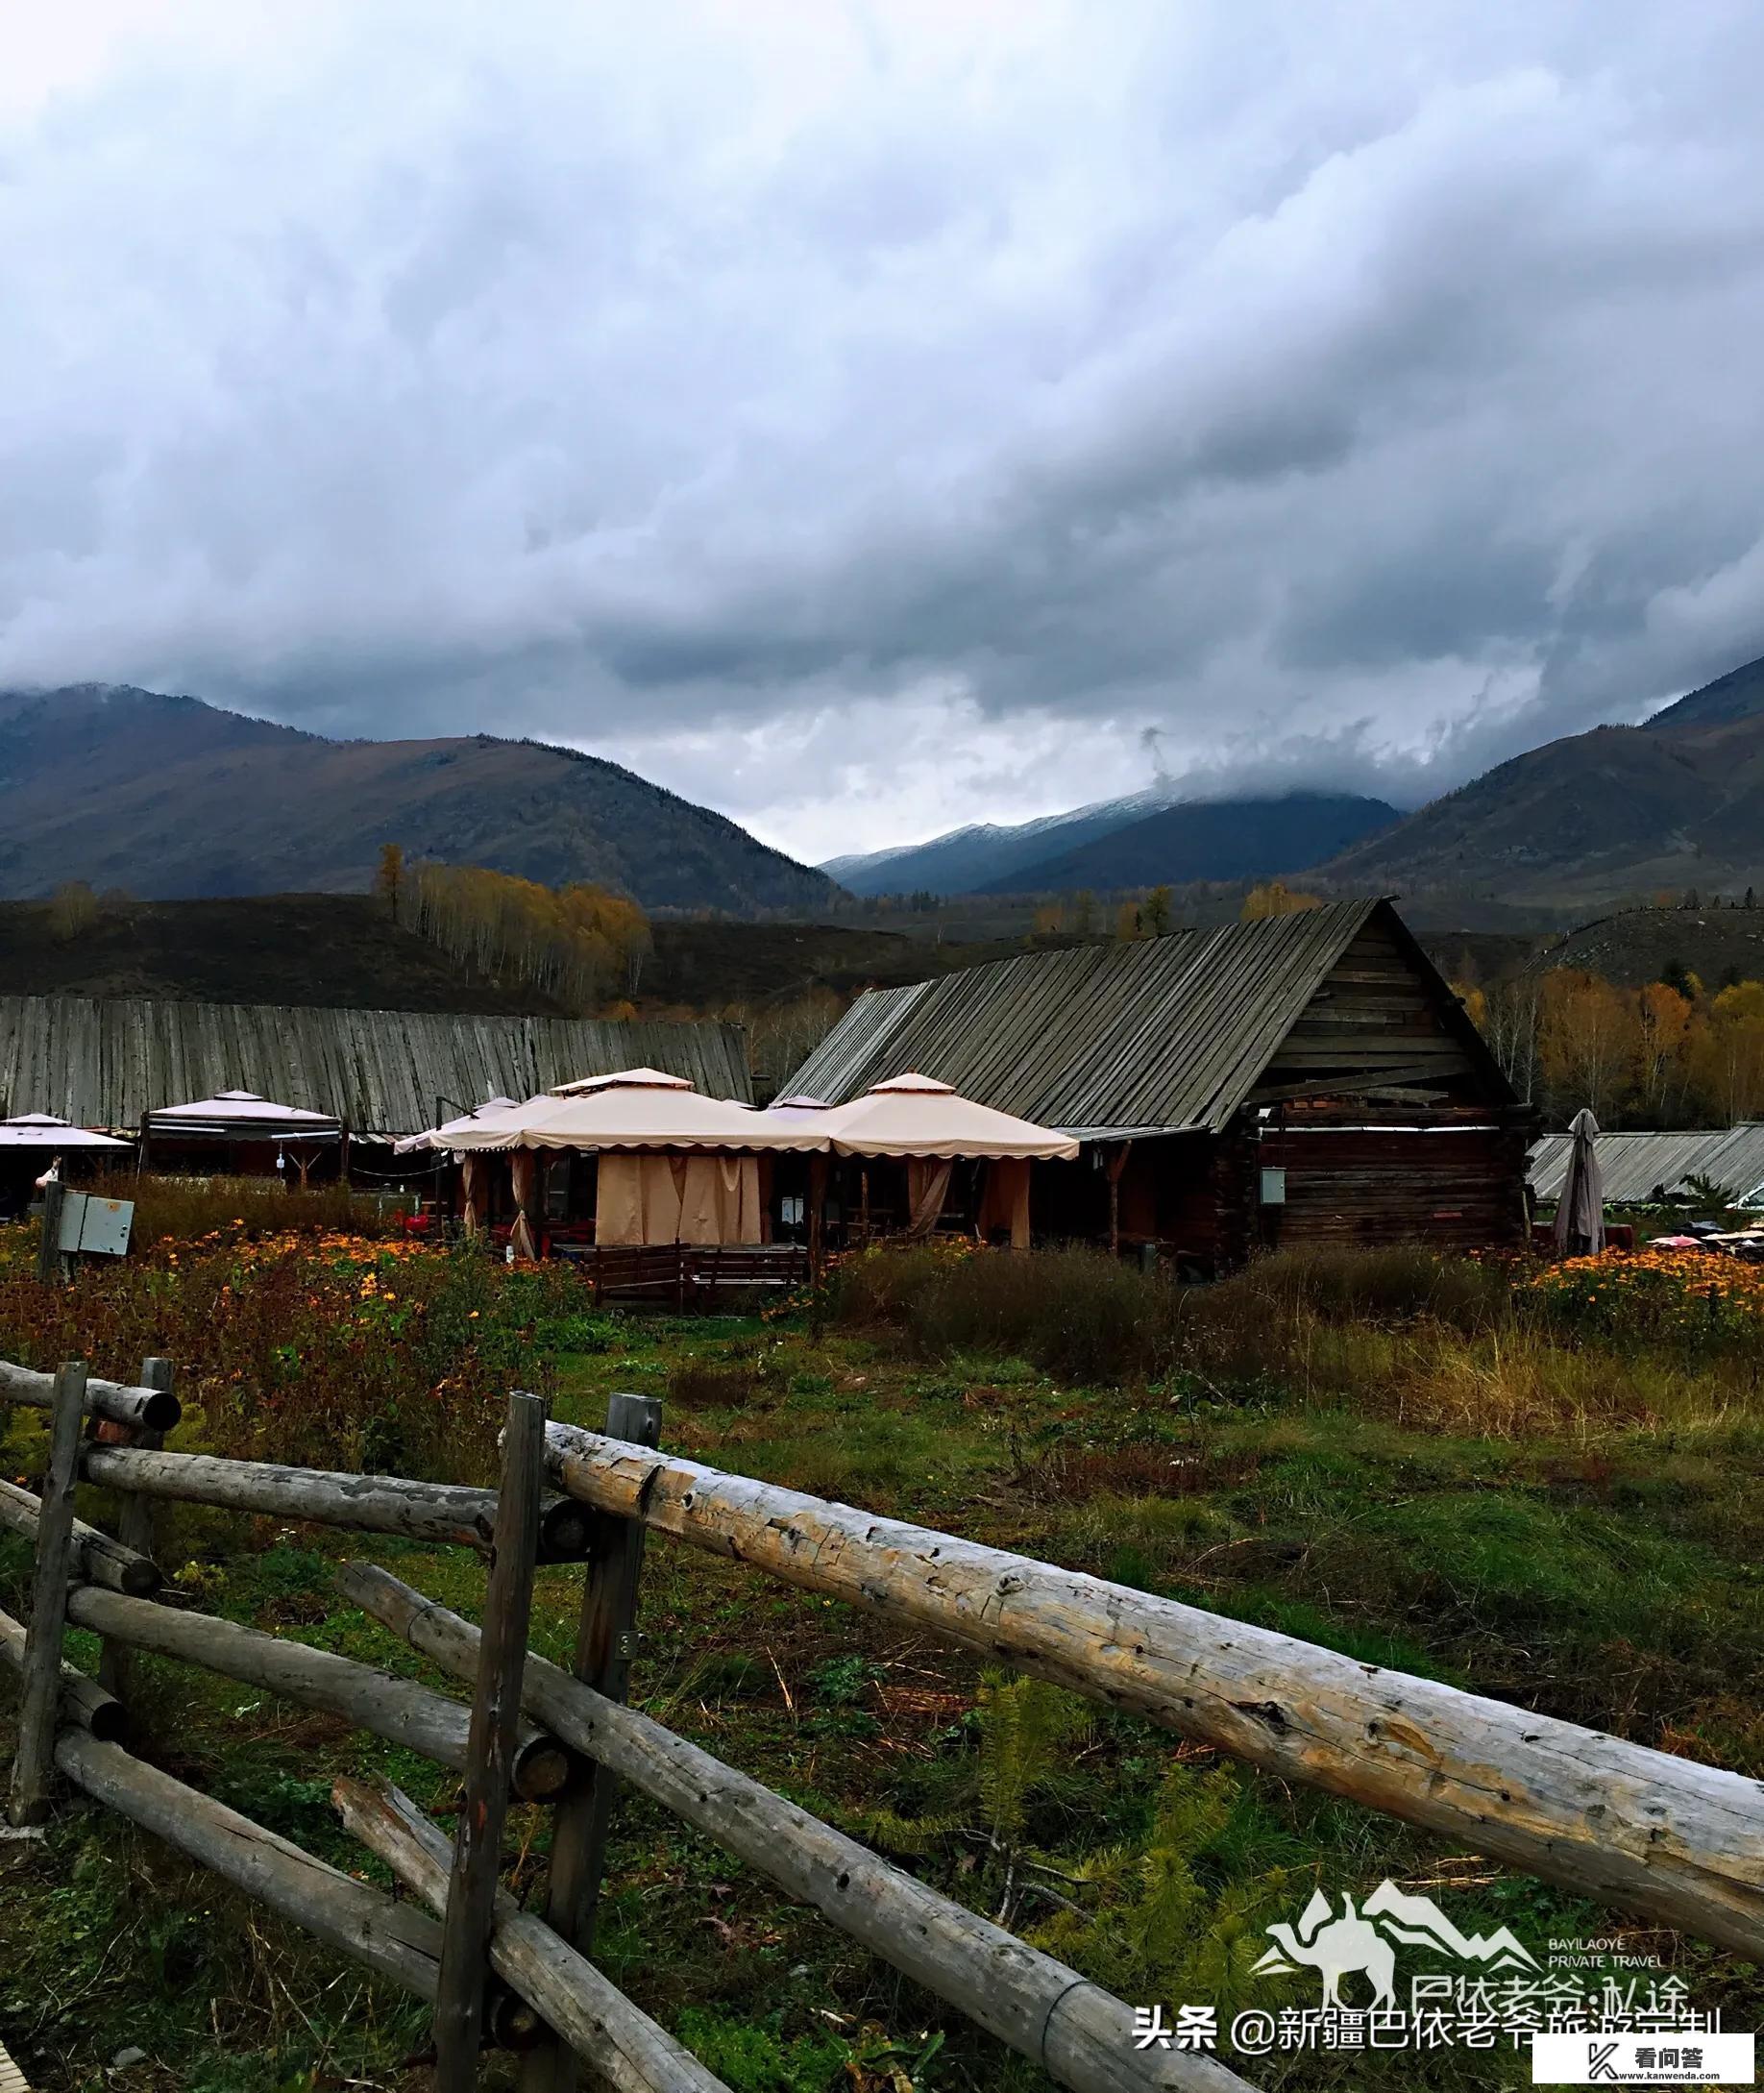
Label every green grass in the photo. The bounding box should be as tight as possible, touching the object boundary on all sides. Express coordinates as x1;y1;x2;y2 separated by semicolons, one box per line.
5;1259;1764;2089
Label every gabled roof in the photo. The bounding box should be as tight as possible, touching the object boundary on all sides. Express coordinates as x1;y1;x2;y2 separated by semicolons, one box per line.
0;997;754;1134
787;899;1452;1136
1529;1123;1764;1205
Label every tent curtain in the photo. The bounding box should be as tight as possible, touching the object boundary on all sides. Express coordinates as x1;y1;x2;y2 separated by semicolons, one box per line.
460;1153;485;1237
595;1152;762;1245
509;1150;539;1259
904;1158;953;1240
977;1156;1032;1248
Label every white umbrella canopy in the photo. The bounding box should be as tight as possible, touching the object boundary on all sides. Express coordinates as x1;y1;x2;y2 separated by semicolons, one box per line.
0;1114;131;1150
446;1069;829;1153
146;1090;341;1140
821;1073;1080;1161
1553;1106;1606;1254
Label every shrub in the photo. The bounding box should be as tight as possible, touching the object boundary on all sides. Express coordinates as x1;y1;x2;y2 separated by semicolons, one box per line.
831;1243;1188;1385
84;1171;406;1244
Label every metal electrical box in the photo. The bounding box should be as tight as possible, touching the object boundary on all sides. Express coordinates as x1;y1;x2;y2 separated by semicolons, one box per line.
1259;1168;1287;1206
56;1192;135;1257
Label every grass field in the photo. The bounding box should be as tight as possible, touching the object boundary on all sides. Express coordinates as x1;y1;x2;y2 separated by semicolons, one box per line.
3;1225;1762;2091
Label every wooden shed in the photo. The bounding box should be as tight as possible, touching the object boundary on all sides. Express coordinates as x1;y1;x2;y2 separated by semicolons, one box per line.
785;899;1532;1271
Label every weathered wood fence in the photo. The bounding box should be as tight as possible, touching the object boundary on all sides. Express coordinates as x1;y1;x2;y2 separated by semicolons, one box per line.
4;1345;1763;2092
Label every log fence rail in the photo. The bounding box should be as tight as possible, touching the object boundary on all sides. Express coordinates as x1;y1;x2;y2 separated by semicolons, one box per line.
3;1342;1761;2090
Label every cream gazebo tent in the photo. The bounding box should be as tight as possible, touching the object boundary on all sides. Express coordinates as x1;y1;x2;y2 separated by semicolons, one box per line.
0;1114;132;1152
810;1072;1078;1245
0;1116;133;1219
446;1070;826;1248
141;1091;343;1186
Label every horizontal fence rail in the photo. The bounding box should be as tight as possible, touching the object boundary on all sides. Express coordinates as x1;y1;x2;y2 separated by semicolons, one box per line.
543;1422;1764;1961
77;1445;593;1562
0;1603;128;1742
63;1586;571;1803
0;1477;161;1597
0;1359;180;1435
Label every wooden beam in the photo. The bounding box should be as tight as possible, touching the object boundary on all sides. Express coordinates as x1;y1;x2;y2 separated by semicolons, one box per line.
0;1359;180;1435
343;1564;1258;2093
542;1423;1764;1960
9;1362;87;1824
78;1444;592;1562
0;1602;128;1742
523;1391;660;2093
57;1729;445;1999
433;1391;547;2091
63;1587;569;1803
0;1478;161;1598
336;1779;732;2093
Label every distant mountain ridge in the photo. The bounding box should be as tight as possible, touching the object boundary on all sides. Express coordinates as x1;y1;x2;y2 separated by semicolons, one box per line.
823;787;1397;897
1318;650;1764;905
978;792;1399;894
0;685;841;914
823;787;1175;897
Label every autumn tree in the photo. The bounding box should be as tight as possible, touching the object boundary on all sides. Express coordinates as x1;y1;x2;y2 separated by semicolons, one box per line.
1635;982;1693;1120
1241;880;1322;922
46;880;99;942
1537;970;1640;1119
1141;885;1174;937
375;842;405;923
405;862;650;1012
1691;981;1764;1121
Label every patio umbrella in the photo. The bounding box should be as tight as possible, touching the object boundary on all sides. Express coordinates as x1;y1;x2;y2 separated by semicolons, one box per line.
1552;1107;1605;1255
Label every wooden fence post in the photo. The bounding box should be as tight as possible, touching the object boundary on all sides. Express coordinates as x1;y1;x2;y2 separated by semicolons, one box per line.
432;1391;547;2091
35;1181;65;1286
97;1357;172;1701
8;1360;88;1825
522;1390;660;2093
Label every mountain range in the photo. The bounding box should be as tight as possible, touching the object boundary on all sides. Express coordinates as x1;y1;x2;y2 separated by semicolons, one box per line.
825;789;1398;897
1317;657;1764;905
0;685;839;914
7;651;1764;921
829;652;1764;908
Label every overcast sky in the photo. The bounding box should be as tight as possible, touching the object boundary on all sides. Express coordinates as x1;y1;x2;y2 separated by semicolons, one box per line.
6;2;1764;864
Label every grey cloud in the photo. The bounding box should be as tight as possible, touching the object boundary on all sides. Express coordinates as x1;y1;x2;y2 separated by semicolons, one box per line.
3;0;1764;855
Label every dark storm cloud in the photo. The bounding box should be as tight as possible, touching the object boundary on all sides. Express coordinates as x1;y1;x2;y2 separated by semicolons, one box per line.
4;0;1764;857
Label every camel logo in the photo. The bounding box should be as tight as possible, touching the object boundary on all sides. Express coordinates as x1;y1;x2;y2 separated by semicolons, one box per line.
1250;1881;1541;2008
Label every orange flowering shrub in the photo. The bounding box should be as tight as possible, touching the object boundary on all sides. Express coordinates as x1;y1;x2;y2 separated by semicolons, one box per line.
1520;1247;1764;1355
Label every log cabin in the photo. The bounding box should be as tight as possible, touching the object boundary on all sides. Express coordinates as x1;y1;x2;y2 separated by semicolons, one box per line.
785;898;1532;1271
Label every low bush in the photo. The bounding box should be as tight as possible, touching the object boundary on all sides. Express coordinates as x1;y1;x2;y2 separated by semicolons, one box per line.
831;1243;1188;1384
84;1170;407;1243
0;1232;598;1481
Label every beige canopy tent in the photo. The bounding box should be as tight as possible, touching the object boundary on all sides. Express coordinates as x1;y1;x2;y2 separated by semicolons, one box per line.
141;1090;343;1187
802;1072;1080;1246
392;1096;524;1156
0;1114;131;1152
445;1070;827;1248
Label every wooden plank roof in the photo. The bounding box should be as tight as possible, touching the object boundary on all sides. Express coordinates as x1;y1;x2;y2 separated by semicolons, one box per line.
0;997;752;1134
785;899;1410;1136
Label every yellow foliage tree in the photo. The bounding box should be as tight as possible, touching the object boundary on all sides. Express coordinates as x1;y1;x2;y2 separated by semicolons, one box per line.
1536;970;1640;1120
406;862;651;1012
1241;880;1322;922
